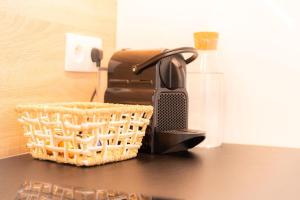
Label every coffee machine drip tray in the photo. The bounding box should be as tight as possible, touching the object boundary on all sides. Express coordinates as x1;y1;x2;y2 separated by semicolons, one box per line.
155;129;205;154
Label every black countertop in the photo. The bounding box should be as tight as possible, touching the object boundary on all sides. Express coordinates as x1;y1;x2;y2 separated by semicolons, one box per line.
1;144;300;200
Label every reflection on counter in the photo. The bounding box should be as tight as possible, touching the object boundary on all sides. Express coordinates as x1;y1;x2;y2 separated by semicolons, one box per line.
16;181;178;200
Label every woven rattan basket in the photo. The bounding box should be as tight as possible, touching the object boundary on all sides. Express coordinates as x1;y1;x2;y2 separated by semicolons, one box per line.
16;102;153;166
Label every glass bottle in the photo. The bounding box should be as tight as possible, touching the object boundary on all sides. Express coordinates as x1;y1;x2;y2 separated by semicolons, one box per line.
187;32;224;148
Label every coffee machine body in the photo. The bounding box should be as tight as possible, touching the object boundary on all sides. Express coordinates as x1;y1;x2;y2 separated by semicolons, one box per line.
104;48;205;153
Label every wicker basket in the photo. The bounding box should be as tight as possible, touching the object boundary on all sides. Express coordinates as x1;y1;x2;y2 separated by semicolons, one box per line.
16;102;153;166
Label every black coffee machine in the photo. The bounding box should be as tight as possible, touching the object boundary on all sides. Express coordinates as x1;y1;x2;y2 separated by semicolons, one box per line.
104;47;205;154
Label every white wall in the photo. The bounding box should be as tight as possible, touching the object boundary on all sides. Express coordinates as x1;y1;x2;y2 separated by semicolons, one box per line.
116;0;300;148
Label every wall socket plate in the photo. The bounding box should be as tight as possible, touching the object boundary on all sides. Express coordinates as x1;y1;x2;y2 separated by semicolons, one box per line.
65;33;102;72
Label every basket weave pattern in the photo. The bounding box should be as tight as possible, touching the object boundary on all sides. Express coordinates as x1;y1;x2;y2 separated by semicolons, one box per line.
16;102;153;166
17;181;151;199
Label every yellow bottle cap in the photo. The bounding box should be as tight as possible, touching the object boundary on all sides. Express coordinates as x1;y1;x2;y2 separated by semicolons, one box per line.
194;32;219;50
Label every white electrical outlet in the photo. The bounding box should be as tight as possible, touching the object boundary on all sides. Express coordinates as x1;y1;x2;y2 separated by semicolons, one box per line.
65;33;102;72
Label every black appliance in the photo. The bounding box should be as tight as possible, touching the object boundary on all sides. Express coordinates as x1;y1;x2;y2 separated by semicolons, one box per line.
104;47;205;154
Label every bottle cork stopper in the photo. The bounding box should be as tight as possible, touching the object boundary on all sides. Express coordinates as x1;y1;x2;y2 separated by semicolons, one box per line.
194;32;219;50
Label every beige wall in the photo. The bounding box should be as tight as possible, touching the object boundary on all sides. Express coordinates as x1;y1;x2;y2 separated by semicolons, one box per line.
0;0;117;158
117;0;300;148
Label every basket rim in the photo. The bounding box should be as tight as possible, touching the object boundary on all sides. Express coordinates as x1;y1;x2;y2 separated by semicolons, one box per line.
16;102;153;115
